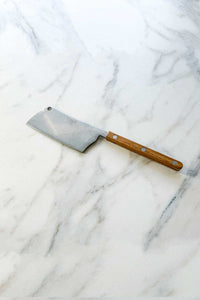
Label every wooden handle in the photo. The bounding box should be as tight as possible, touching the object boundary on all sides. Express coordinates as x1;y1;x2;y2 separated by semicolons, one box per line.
106;131;183;171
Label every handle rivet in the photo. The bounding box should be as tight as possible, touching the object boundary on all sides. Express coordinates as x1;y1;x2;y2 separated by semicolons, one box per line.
141;147;146;152
172;160;177;165
113;135;117;139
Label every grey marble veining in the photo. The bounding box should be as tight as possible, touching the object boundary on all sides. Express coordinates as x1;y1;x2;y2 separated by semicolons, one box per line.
0;0;200;297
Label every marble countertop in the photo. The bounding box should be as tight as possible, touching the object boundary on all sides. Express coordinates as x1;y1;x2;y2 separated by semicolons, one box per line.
0;0;200;297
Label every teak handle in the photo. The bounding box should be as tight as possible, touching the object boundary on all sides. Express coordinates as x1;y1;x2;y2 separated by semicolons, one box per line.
106;131;183;171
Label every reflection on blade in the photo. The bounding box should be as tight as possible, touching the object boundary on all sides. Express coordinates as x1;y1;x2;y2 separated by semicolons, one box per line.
27;107;107;152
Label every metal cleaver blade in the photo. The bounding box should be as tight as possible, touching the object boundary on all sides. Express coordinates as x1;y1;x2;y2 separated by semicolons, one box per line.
27;107;107;152
27;107;183;171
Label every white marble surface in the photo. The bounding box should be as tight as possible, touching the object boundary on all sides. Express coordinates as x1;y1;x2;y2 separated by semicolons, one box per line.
0;0;200;297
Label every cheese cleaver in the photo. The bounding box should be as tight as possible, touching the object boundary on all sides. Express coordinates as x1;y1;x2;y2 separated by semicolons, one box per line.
27;107;183;171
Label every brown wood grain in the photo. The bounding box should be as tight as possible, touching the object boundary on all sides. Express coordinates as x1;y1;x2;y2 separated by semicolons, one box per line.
106;131;183;171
